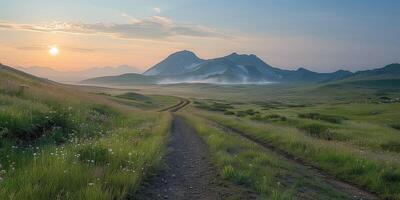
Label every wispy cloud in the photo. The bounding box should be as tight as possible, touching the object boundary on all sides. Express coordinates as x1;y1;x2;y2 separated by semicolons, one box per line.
154;7;161;14
15;45;97;53
0;16;229;40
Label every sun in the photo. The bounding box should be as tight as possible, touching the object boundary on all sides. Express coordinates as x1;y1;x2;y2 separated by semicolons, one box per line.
49;46;59;56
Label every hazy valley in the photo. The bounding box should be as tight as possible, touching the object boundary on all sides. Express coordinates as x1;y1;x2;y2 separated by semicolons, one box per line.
1;1;400;200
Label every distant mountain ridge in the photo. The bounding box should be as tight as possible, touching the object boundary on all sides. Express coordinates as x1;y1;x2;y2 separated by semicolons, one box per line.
17;65;139;83
142;50;354;83
81;50;399;85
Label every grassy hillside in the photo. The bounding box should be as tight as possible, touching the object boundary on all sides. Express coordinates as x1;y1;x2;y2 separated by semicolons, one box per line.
81;73;159;85
190;94;400;199
0;64;171;199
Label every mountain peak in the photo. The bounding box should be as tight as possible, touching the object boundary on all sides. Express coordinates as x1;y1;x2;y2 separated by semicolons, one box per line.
143;50;204;76
297;67;309;71
169;50;198;58
226;52;257;58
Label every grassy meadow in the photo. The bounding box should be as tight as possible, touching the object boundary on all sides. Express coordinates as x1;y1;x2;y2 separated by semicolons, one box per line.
179;113;358;200
190;95;400;199
0;67;172;199
2;63;400;199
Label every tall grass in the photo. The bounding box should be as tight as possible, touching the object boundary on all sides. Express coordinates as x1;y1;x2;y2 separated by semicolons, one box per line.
198;111;400;199
0;70;172;199
0;113;170;199
179;113;353;200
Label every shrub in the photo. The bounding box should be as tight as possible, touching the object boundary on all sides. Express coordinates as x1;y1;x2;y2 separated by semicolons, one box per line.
381;170;400;183
251;114;287;122
390;123;400;130
381;142;400;153
298;113;347;124
116;92;150;102
235;111;248;117
224;111;235;115
298;123;344;141
0;107;76;142
195;102;234;112
244;109;259;116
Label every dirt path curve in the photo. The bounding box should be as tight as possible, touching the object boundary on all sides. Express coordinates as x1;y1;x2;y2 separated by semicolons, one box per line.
159;99;190;112
134;116;258;200
210;121;379;200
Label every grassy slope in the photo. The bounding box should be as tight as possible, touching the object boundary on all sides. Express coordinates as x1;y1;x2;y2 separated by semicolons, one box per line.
74;85;181;111
179;112;356;200
0;65;171;199
194;107;400;199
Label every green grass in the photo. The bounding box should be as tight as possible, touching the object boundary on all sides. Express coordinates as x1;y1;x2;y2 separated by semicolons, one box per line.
298;113;347;124
0;68;172;199
390;123;400;130
0;114;170;199
196;110;400;199
251;114;287;122
380;142;400;153
298;123;347;141
179;113;354;200
116;92;150;101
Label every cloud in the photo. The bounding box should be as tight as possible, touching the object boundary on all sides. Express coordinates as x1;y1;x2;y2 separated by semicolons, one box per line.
0;16;229;40
16;46;43;51
154;7;161;14
0;24;13;29
15;45;96;53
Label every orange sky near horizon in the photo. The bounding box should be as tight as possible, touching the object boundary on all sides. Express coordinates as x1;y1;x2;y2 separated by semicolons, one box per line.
0;28;254;72
1;1;399;73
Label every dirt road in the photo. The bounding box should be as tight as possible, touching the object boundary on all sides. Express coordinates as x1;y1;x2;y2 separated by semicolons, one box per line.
135;116;258;200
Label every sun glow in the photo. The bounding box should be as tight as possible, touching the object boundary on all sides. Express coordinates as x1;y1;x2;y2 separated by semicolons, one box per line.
49;46;59;56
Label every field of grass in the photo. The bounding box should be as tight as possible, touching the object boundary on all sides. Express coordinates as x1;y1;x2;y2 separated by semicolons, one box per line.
192;100;400;199
2;63;400;199
179;112;359;199
0;67;172;199
76;85;181;111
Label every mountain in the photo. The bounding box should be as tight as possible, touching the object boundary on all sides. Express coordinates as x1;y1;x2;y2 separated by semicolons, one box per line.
276;68;353;83
348;63;400;80
16;65;139;83
143;50;204;76
141;50;352;84
82;51;399;85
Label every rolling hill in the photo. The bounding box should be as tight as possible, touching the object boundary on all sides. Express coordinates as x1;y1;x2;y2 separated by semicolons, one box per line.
16;65;139;83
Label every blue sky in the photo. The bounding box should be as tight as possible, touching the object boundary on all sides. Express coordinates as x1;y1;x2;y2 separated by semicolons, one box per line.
0;0;399;72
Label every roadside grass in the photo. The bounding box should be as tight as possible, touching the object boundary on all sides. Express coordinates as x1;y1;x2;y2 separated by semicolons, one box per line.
194;101;234;112
380;142;400;153
179;113;353;200
0;69;172;199
251;114;287;123
298;123;348;141
0;113;170;199
196;110;400;199
223;100;400;151
111;92;179;110
298;113;347;124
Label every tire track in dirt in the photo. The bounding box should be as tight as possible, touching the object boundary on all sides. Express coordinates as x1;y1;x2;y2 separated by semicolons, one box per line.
136;101;258;199
208;120;379;200
134;116;258;200
159;99;190;112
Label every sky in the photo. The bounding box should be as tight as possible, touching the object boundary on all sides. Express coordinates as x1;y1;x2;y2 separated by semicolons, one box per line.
0;0;399;72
